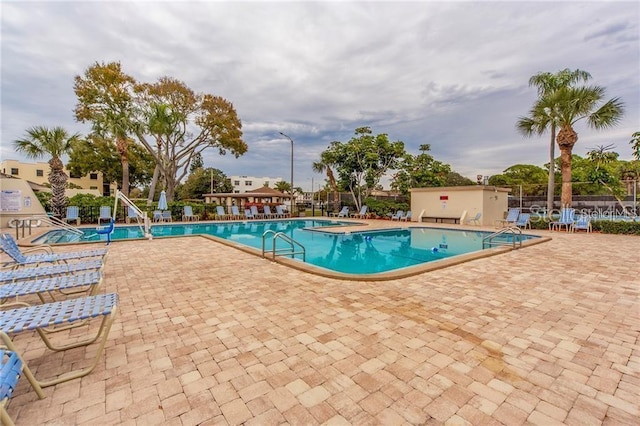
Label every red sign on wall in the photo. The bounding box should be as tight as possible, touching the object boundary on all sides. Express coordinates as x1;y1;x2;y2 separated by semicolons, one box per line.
439;195;448;200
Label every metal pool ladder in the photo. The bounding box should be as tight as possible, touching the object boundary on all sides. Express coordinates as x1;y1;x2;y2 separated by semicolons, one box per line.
261;230;306;261
482;226;523;249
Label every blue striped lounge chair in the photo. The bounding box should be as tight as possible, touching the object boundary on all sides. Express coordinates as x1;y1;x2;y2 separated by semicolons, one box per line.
275;205;290;218
0;270;103;304
216;206;229;220
98;206;112;225
0;293;118;393
64;206;80;225
391;210;404;221
571;214;592;233
515;213;531;229
250;205;264;219
549;208;575;232
0;259;103;284
182;205;199;222
230;206;242;220
126;206;139;224
497;208;520;228
351;206;369;218
331;207;349;218
0;233;107;269
263;205;275;219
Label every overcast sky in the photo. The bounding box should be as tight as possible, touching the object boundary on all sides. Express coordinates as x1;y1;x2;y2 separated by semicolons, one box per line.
2;1;639;191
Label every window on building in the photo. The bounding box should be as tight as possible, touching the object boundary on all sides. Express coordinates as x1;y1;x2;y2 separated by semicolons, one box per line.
234;190;240;193
90;173;98;180
36;169;44;177
234;180;240;186
10;168;18;175
245;181;252;186
69;171;81;178
90;186;98;190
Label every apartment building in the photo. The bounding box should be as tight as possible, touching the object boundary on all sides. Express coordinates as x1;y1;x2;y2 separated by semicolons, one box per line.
229;175;284;193
0;159;110;195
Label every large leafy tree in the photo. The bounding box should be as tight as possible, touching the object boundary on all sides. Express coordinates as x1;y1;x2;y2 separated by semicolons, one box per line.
517;69;591;212
320;127;405;211
392;144;451;195
135;77;247;201
67;134;155;192
14;126;80;217
488;164;548;196
178;167;231;200
74;61;138;196
521;83;623;206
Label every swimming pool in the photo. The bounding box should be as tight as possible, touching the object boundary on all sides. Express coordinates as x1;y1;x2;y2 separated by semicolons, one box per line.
32;220;541;277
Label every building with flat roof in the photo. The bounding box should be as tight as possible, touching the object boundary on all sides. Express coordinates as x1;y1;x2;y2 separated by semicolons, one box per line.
0;159;111;196
229;175;284;193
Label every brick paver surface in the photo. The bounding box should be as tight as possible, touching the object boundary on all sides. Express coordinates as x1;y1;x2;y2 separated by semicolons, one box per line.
3;222;639;425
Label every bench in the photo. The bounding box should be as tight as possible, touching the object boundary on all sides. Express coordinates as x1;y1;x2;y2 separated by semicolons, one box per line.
421;216;460;224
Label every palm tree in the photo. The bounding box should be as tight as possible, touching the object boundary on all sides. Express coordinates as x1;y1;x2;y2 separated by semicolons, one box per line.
535;85;624;206
312;155;340;211
517;69;591;214
14;126;80;217
631;131;640;160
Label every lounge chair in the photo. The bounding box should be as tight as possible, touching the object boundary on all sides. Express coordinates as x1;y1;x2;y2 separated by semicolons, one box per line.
571;214;592;233
515;213;531;229
98;206;112;225
230;206;242;220
182;205;200;222
400;211;412;222
549;208;575;232
64;206;80;225
152;210;163;222
162;210;172;222
250;205;264;219
263;205;275;219
351;206;369;219
331;207;349;218
216;206;229;220
276;205;290;218
1;348;33;425
126;206;139;224
465;212;482;226
1;270;103;304
0;293;118;390
244;208;255;220
496;208;520;228
391;210;404;221
0;234;108;268
0;259;103;283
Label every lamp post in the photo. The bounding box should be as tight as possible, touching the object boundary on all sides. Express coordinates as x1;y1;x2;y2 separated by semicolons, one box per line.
279;132;294;215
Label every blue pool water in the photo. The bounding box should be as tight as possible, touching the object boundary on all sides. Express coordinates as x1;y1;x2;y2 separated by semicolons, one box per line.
32;220;537;275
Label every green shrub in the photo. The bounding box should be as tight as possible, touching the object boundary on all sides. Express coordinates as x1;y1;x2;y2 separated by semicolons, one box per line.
592;220;640;235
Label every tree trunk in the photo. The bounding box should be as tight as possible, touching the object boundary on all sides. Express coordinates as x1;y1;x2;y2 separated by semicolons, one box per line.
557;125;578;207
546;124;556;214
48;156;68;217
116;137;130;197
147;164;160;206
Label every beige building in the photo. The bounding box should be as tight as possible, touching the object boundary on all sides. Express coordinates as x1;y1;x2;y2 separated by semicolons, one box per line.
410;185;510;226
0;159;110;195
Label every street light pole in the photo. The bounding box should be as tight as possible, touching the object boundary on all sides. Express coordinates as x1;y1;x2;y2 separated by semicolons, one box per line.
279;132;294;215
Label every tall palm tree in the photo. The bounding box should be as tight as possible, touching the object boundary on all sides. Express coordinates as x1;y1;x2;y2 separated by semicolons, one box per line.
312;155;340;211
517;69;591;213
533;85;624;206
14;126;80;217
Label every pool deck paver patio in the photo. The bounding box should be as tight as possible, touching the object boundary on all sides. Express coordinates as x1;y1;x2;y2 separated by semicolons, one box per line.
3;221;639;425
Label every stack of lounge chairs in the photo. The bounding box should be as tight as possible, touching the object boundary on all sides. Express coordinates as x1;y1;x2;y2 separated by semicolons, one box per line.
0;233;118;424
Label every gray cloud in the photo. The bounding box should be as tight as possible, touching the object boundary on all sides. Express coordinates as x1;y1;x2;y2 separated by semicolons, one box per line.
2;1;638;191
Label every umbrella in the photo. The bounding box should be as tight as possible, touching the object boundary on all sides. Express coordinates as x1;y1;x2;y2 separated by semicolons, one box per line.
158;190;168;210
